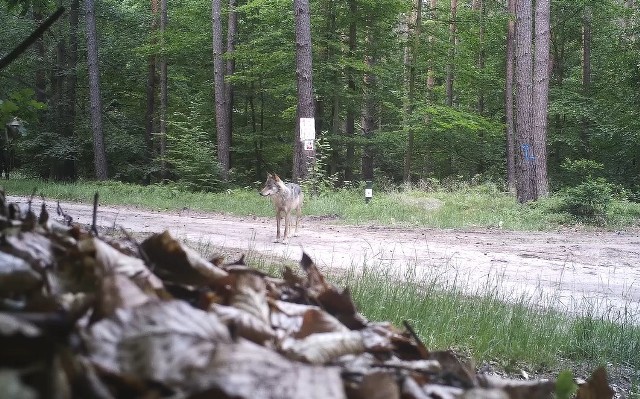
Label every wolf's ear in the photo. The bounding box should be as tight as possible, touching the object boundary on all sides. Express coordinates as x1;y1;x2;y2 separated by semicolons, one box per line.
274;174;281;181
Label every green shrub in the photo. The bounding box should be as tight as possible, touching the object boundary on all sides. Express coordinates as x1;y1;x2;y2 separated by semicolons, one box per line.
559;159;605;188
562;177;614;218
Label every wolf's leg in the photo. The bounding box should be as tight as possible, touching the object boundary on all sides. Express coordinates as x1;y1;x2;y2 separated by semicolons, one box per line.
282;211;291;243
293;205;301;236
275;211;282;242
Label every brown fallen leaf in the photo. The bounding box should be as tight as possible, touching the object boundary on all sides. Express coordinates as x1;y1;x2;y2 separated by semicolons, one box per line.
188;338;347;399
478;374;555;399
230;272;269;324
80;237;165;294
87;300;231;391
141;231;229;285
576;367;614;399
269;299;349;339
210;303;276;344
0;251;42;296
345;371;400;399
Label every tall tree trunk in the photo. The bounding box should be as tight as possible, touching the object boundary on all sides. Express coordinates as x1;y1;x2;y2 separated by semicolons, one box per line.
145;0;159;171
32;9;47;104
225;0;237;153
403;0;422;183
531;0;550;198
85;0;108;180
159;0;168;181
213;0;230;180
361;30;376;182
445;0;457;106
580;6;592;157
62;0;80;180
505;0;516;193
292;0;316;181
514;0;534;202
473;0;486;176
426;0;437;96
344;0;357;183
473;0;485;114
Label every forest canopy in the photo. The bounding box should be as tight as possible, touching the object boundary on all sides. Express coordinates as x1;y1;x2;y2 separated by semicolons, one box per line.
0;0;639;200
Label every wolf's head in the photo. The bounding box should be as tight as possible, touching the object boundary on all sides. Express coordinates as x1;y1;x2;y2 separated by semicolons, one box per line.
260;173;282;196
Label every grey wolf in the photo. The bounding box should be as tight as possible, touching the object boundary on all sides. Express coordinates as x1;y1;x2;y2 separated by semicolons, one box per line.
259;173;303;243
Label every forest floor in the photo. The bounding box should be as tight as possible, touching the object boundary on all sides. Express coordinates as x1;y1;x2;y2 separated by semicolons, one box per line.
17;195;640;324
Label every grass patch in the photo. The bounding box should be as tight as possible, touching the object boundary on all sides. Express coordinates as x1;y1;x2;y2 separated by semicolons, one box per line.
3;178;640;230
333;260;640;374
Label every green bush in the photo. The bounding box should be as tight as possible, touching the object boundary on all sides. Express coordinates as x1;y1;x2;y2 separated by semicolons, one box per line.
559;158;605;188
562;177;614;218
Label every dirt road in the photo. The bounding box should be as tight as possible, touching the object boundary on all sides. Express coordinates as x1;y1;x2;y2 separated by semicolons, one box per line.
15;196;640;323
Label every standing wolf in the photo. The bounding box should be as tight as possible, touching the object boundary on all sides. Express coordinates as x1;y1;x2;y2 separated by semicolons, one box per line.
260;173;303;243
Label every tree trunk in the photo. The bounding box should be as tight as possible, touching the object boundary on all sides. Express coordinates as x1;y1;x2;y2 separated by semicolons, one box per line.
580;6;592;157
361;30;376;182
85;0;108;180
403;0;422;183
514;0;534;202
531;0;550;198
159;0;168;181
32;9;47;104
62;0;80;180
292;0;316;181
426;0;437;96
225;0;237;154
344;0;357;183
473;0;485;115
145;0;159;171
213;0;230;180
505;0;516;193
445;0;457;106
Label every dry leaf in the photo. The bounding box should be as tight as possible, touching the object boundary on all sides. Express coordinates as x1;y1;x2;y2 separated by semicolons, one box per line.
141;231;228;285
87;300;231;390
269;300;348;338
93;274;153;320
4;231;55;271
80;238;165;293
230;273;269;324
576;367;614;399
345;371;400;399
211;303;276;343
430;350;477;388
0;251;42;295
478;374;555;399
279;330;367;364
189;338;346;399
462;388;509;399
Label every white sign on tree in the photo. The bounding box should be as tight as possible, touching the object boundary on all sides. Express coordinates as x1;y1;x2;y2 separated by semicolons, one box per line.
300;117;315;151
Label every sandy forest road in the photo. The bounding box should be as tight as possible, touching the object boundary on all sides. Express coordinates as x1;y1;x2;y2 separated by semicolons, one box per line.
15;196;640;322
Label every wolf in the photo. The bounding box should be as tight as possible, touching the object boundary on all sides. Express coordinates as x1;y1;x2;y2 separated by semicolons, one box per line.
259;173;303;243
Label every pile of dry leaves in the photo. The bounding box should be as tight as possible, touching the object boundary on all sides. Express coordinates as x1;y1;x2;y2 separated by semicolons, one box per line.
0;191;614;399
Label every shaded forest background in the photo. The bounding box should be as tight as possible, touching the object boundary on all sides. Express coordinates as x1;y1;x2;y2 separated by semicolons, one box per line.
1;0;639;200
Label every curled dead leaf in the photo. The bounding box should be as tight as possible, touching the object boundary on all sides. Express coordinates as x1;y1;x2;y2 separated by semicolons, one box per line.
141;231;228;285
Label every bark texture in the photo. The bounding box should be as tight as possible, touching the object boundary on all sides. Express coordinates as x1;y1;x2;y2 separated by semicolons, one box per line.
85;0;108;180
292;0;316;181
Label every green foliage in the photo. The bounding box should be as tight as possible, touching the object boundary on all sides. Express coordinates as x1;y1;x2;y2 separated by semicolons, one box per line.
557;159;619;220
555;370;578;399
559;158;604;187
301;134;338;196
166;105;224;193
561;177;614;218
0;89;45;126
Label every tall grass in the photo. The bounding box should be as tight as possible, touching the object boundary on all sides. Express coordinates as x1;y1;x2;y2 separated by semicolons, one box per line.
3;178;640;230
334;259;640;373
